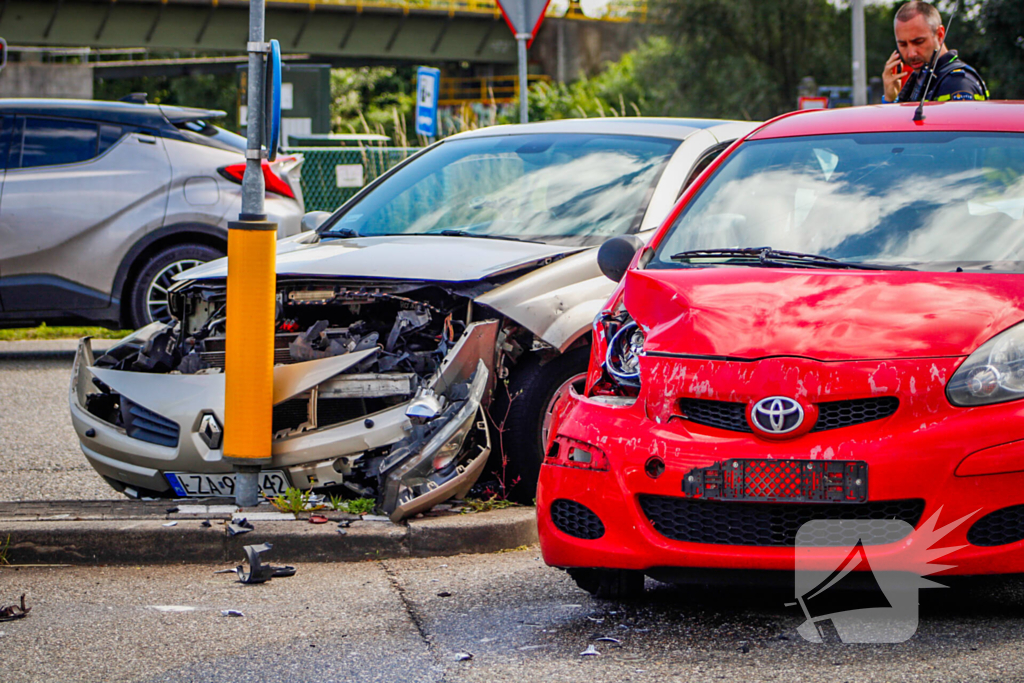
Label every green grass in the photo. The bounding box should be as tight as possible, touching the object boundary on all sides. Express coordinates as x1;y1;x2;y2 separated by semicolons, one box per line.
462;497;519;513
0;323;134;341
330;496;376;515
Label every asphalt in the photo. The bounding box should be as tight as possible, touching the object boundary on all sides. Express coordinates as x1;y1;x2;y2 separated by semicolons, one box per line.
5;549;1024;683
0;340;538;566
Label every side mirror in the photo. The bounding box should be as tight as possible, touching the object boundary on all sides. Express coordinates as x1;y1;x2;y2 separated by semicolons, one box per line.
597;235;645;282
301;211;332;232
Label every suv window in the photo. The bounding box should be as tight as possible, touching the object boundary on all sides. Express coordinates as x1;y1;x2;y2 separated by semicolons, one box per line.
15;117;121;169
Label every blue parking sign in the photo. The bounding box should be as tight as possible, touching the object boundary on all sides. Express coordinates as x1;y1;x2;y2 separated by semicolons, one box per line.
416;67;441;137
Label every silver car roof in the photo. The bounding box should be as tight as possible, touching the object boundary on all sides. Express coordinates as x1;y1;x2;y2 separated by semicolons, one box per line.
446;117;751;142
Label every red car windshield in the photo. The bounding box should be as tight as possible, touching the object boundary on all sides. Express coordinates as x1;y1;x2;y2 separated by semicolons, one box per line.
653;132;1024;272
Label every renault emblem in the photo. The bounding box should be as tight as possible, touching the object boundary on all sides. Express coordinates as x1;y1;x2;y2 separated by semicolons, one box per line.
751;397;804;434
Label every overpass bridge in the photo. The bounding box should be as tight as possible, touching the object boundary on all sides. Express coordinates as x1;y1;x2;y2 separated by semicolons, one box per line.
0;0;646;66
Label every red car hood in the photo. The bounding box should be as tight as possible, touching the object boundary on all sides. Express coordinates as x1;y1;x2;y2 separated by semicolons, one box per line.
623;268;1024;361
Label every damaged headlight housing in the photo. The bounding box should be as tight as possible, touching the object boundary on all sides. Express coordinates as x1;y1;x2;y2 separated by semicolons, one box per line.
948;322;1024;406
604;320;645;387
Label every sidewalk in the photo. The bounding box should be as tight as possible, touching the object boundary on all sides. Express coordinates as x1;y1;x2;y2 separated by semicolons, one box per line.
0;500;538;565
0;338;117;360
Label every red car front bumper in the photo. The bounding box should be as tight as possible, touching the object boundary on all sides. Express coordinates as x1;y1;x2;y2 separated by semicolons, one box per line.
538;356;1024;577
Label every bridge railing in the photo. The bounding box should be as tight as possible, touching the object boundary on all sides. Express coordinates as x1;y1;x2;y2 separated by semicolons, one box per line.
268;0;647;21
439;74;551;106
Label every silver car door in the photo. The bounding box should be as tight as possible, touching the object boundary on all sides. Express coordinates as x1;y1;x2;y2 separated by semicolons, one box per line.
0;116;171;312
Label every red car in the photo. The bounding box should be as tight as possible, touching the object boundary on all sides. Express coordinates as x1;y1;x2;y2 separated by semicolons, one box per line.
538;102;1024;598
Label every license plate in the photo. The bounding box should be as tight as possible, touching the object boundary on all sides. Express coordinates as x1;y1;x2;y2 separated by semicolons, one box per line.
683;459;868;503
164;471;291;498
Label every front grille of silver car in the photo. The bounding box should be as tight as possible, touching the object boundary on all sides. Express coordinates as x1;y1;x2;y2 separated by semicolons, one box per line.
120;398;180;447
272;397;389;434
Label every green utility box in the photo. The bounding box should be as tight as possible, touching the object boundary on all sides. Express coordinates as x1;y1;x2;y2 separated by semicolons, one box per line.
239;63;331;145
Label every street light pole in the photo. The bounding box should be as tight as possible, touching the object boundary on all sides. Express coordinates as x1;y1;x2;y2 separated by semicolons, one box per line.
852;0;867;106
224;0;277;508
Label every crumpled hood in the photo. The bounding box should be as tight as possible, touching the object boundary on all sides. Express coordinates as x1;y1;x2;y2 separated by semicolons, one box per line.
623;268;1024;361
180;234;582;283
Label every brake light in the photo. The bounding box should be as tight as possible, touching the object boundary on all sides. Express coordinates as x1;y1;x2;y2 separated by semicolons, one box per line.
218;159;295;199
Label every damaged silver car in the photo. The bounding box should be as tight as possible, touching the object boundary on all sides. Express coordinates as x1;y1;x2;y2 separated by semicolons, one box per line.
70;118;757;521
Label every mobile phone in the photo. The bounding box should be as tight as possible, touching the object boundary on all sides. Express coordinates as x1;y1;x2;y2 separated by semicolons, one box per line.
892;49;911;86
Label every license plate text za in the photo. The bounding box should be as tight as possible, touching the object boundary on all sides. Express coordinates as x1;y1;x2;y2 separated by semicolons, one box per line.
165;471;289;497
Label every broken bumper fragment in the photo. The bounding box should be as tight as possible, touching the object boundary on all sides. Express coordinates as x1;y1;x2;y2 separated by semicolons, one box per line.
69;320;498;521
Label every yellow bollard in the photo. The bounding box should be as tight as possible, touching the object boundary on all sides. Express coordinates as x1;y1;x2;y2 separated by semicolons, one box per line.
223;220;277;498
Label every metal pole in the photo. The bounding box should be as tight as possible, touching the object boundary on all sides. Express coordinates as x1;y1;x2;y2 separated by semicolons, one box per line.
225;0;277;508
852;0;867;106
243;1;266;219
516;33;529;123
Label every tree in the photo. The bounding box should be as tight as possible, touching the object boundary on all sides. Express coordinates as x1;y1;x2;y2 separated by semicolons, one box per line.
975;0;1024;98
643;0;846;119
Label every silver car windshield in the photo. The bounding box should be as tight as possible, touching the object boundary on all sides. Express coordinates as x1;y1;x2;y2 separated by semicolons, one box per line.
652;132;1024;272
321;133;679;246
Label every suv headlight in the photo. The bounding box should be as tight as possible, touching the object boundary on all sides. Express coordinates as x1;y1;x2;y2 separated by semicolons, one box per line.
948;322;1024;406
605;321;645;386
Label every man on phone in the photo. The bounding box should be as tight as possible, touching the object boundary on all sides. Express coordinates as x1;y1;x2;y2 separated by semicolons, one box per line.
882;1;987;103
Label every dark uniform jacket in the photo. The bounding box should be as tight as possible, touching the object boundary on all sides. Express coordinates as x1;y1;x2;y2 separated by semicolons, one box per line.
894;50;989;103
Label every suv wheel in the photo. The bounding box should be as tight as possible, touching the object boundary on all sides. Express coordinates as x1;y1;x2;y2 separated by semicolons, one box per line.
495;347;589;503
128;244;223;328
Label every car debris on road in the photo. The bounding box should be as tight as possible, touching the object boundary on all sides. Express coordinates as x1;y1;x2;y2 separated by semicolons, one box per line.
0;595;30;622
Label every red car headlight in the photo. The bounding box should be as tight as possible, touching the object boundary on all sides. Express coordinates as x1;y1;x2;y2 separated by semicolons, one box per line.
948;321;1024;406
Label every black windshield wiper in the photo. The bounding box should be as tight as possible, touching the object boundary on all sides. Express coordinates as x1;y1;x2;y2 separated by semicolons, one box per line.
669;247;913;271
322;227;359;238
437;229;542;244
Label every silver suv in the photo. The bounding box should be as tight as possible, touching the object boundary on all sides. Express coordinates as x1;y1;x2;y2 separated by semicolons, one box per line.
0;99;304;329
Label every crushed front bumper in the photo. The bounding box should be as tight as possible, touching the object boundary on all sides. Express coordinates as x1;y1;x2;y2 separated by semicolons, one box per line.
69;320;497;520
539;377;1024;577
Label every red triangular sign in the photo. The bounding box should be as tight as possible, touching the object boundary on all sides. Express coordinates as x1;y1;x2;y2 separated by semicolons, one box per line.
495;0;552;48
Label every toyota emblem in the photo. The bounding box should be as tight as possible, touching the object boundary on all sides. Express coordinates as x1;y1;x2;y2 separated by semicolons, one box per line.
751;396;804;434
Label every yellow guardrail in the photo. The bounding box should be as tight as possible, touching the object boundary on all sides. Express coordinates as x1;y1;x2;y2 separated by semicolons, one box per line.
267;0;647;21
438;74;550;105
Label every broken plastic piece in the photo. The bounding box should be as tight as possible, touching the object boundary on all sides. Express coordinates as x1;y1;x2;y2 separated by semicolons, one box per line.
453;653;473;662
162;521;178;527
595;637;621;644
580;645;601;657
227;518;254;536
234;543;296;584
221;610;245;617
0;595;30;622
308;514;329;524
235;543;276;584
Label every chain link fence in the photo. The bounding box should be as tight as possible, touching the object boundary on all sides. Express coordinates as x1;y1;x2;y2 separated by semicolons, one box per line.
288;147;420;212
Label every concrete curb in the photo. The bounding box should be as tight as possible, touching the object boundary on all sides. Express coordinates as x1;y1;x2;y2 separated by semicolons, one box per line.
0;506;538;565
0;339;117;360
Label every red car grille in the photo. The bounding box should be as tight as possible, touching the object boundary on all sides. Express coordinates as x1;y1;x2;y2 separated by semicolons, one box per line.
638;495;925;547
677;397;899;433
